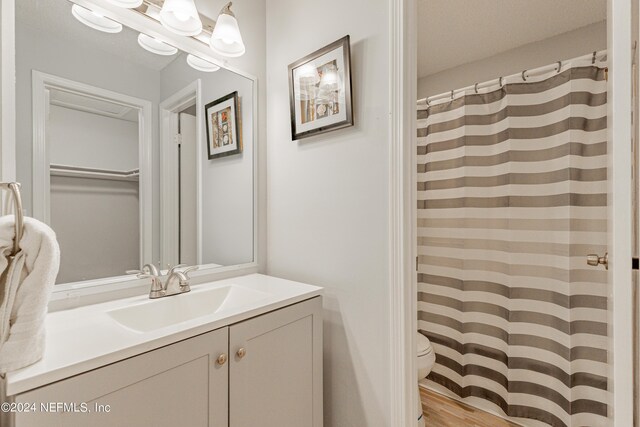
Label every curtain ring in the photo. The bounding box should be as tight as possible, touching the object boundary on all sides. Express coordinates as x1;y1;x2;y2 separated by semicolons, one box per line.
474;83;479;94
521;70;528;81
499;76;504;87
426;98;430;106
450;90;454;100
592;51;597;64
556;60;562;73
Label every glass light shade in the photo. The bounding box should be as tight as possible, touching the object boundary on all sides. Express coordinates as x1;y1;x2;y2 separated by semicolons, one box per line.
160;0;203;36
104;0;143;8
186;54;220;72
297;63;320;86
319;64;339;91
137;34;178;56
210;13;245;57
71;5;122;34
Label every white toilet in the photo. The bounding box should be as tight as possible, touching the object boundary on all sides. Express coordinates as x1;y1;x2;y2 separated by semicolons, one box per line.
416;333;436;427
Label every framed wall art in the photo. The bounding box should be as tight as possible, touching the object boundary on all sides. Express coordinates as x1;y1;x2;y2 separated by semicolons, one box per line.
205;91;242;159
288;35;353;140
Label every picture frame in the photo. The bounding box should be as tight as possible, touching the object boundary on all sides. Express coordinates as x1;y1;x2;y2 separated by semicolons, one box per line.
288;35;353;140
205;91;242;159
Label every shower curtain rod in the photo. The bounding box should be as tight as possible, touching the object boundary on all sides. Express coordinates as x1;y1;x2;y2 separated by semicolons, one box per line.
417;49;607;105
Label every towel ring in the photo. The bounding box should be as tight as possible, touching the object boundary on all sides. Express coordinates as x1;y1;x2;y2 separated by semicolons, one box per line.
0;182;24;256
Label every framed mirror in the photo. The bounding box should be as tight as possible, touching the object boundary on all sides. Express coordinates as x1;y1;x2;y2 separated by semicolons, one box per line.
15;0;258;294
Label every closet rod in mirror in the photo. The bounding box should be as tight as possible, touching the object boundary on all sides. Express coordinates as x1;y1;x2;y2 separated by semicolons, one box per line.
50;164;140;182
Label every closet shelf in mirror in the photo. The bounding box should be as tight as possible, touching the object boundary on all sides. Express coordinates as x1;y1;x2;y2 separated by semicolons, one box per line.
50;164;140;182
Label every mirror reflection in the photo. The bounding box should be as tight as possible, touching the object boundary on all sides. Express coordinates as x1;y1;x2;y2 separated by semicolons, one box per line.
16;0;255;285
49;90;143;283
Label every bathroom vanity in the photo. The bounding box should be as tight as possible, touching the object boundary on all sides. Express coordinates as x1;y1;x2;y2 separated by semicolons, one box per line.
1;275;323;427
0;1;328;425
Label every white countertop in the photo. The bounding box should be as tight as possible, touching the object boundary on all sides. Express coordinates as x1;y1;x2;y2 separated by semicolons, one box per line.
5;274;322;396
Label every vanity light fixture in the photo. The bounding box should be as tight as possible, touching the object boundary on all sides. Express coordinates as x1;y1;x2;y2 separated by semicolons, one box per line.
186;54;221;72
104;0;143;8
71;4;123;34
159;0;203;37
210;2;245;57
137;33;178;56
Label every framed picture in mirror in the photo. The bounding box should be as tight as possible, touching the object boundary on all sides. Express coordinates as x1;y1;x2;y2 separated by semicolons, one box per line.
288;35;353;140
205;91;242;159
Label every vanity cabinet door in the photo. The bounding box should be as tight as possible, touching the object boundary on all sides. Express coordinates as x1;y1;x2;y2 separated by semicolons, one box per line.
14;327;229;427
228;297;323;427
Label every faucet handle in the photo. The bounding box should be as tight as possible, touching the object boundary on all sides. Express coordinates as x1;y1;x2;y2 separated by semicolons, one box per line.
174;266;198;293
127;263;161;277
182;265;199;277
179;265;199;281
167;264;187;275
143;263;160;276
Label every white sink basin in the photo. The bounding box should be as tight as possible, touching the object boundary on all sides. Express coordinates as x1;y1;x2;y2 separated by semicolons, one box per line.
107;285;269;333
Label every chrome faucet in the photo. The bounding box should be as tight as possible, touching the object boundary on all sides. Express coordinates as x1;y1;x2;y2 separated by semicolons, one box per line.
127;264;198;299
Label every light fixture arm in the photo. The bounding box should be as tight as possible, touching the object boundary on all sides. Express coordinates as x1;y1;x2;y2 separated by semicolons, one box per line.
221;2;235;18
135;0;217;33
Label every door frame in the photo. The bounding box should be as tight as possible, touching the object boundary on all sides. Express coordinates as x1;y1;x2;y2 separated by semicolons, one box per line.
389;0;418;425
608;0;635;424
159;80;202;267
31;71;154;285
388;0;635;425
0;0;15;183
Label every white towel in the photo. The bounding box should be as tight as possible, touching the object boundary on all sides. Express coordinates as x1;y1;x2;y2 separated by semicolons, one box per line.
0;216;60;373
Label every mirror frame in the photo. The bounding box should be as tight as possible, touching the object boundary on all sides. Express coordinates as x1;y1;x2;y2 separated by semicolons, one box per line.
37;0;260;303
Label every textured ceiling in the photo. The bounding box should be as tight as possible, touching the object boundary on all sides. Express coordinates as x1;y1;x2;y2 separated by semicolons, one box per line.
418;0;607;78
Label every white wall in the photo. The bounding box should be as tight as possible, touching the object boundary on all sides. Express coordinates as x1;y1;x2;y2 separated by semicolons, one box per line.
160;54;255;266
50;176;140;284
417;21;607;99
265;0;392;425
49;106;138;171
15;21;161;265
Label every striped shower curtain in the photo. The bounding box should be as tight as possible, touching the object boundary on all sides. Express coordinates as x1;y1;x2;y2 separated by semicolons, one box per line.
417;61;608;427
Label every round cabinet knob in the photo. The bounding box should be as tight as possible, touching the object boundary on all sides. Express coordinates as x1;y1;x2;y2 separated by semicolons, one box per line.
236;348;246;359
216;353;228;366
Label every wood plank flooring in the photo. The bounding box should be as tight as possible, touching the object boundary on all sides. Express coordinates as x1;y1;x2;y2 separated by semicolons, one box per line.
420;387;521;427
